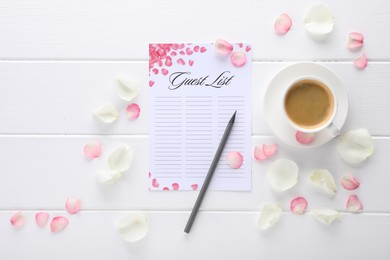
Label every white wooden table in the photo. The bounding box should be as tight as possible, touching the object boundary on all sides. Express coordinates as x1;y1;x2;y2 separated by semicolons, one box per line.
1;1;390;259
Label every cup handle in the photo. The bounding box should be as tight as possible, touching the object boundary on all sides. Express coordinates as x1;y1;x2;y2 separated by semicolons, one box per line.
327;122;339;137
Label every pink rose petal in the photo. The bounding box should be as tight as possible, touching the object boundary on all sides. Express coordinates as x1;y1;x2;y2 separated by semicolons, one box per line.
152;178;160;188
10;211;26;227
35;212;50;227
191;184;198;190
274;13;292;35
165;57;172;67
290;197;308;215
200;47;207;53
83;141;102;159
193;46;200;52
50;216;69;233
296;131;315;144
346;195;363;212
149;80;155;87
354;53;368;69
186;48;193;55
161;68;169;76
254;146;268;160
230;51;247;67
65;198;81;214
245;45;251;52
152;68;158;75
126;103;141;120
340;173;360;190
179;51;185;55
172;183;179;190
227;151;243;169
189;60;194;66
214;38;233;55
238;43;243;48
263;144;277;157
347;32;364;51
177;58;185;65
171;51;177;56
163;187;169;191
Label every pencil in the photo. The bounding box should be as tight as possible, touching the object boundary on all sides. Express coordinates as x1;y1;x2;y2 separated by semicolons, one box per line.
184;110;236;233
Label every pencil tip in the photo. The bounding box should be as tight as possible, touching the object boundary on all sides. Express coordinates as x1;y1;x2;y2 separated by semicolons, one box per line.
230;110;236;123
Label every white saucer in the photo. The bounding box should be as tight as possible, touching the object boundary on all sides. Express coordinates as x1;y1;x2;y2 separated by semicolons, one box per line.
264;62;349;148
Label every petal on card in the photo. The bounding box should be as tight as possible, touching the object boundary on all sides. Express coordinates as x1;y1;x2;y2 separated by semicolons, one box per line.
353;53;368;69
304;4;335;40
172;183;180;190
215;38;234;55
65;198;81;214
266;159;298;192
230;51;247;67
309;169;337;194
10;211;26;227
290;197;308;215
337;129;374;165
340;173;360;190
347;32;364;51
84;141;102;159
96;169;122;185
296;131;315;144
116;213;149;243
312;209;343;225
257;203;282;230
108;144;133;172
254;146;268;161
191;184;199;190
227;151;243;169
152;178;160;188
35;212;50;227
94;104;119;123
274;13;292;35
346;195;363;212
117;75;139;101
126;103;141;120
50;216;69;233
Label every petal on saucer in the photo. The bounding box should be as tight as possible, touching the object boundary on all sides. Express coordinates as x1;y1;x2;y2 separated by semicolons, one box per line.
354;53;368;69
309;169;337;194
116;213;149;243
296;131;315;144
346;195;363;212
312;208;343;225
266;159;298;192
304;4;335;40
274;13;292;35
257;203;282;230
290;197;307;215
227;151;243;169
340;173;360;190
337;129;374;165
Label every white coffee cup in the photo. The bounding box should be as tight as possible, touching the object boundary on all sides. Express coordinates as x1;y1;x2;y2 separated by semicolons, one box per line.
282;76;339;136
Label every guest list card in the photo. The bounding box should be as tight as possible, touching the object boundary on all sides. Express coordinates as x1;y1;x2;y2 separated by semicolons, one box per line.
149;43;251;191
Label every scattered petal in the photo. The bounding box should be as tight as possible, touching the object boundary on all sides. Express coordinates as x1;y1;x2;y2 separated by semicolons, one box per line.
65;198;81;214
267;159;298;192
354;53;368;69
337;128;374;165
346;195;363;212
254;146;268;160
274;13;292;35
200;47;207;53
35;212;50;227
152;178;160;188
116;75;139;101
96;169;122;185
230;51;247;67
94;104;119;123
108;144;133;172
263;144;277;157
172;183;179;190
214;38;233;55
10;212;26;227
161;68;169;75
296;131;315;144
257;203;282;230
347;32;364;51
126;103;140;120
304;4;335;40
227;151;243;169
312;209;343;225
245;45;251;52
191;184;198;190
116;213;149;243
163;187;169;191
149;80;155;87
50;216;69;233
340;173;360;190
83;141;102;159
290;197;308;215
309;169;337;194
189;60;194;66
177;58;185;65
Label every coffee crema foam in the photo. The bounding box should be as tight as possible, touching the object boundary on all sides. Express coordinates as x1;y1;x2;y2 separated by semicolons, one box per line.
284;79;334;129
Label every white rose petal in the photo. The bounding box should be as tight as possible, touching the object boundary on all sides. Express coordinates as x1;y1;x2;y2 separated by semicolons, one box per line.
304;4;335;40
257;203;282;230
94;104;119;123
108;144;133;172
116;213;149;243
337;128;374;165
96;170;122;185
117;75;139;101
312;209;343;225
309;169;337;194
266;159;299;192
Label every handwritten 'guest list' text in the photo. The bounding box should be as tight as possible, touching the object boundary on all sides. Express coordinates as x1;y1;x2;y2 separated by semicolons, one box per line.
149;43;251;191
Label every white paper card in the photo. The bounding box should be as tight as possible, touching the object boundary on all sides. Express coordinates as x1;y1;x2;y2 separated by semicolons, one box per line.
149;43;251;191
